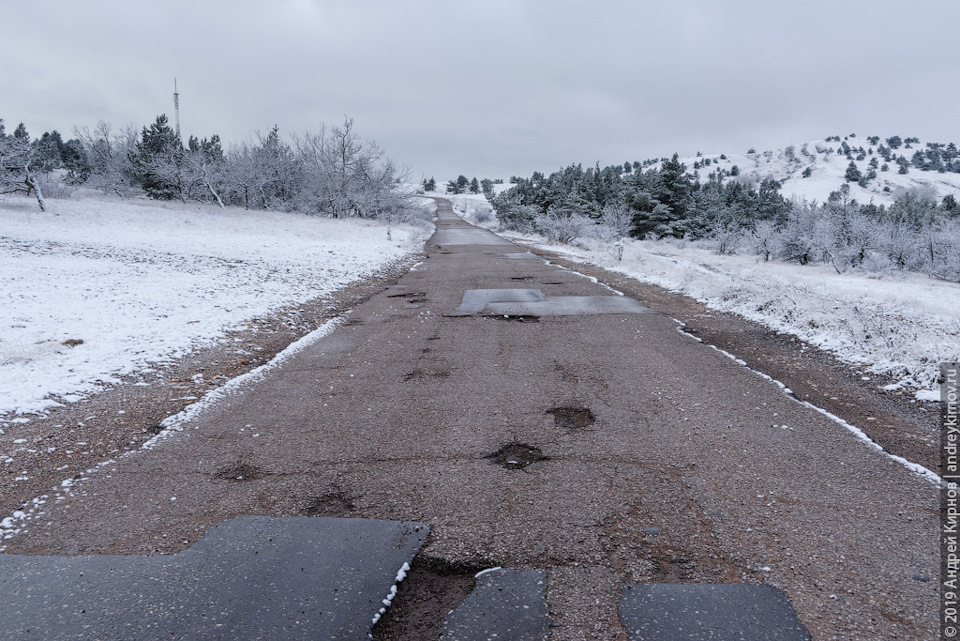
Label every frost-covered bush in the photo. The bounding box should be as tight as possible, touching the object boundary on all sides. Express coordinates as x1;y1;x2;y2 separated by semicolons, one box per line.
597;202;632;240
534;210;593;243
472;206;493;223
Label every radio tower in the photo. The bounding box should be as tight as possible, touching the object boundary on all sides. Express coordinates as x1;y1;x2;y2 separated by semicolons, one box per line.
173;78;181;141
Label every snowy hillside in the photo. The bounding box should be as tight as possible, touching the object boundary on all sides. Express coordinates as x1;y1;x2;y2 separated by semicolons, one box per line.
0;194;430;420
678;135;960;205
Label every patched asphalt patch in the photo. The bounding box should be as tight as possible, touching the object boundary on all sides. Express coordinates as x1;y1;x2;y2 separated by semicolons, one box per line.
440;568;552;640
486;443;549;470
0;516;429;640
214;462;265;481
619;584;811;640
547;407;595;430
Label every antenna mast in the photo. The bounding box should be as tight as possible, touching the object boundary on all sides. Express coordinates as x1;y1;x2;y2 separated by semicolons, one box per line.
173;78;181;141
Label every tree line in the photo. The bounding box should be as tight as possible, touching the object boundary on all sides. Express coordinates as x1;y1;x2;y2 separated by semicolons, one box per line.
0;115;419;223
490;150;960;281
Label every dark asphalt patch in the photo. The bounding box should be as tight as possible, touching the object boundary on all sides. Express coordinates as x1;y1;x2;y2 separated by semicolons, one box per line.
455;288;546;314
619;583;811;640
0;516;428;640
440;568;551;641
486;443;549;470
547;407;596;430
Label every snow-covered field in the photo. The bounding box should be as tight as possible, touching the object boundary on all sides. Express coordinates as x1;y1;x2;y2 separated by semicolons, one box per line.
0;193;431;421
455;195;959;399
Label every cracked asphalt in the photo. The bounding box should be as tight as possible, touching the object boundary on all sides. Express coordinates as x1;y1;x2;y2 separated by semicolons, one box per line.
3;199;938;639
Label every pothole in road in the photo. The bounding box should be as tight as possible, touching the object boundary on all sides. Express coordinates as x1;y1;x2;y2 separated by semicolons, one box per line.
387;291;427;298
371;555;487;641
510;276;533;281
144;423;164;435
486;443;549;470
644;545;698;582
483;314;541;323
213;462;265;481
402;368;450;382
547;406;596;430
301;490;355;516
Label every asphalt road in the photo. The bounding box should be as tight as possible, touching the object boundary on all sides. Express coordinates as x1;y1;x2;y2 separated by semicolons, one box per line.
2;199;938;639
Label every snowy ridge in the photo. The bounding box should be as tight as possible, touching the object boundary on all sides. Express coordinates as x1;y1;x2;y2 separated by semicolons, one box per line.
674;135;960;206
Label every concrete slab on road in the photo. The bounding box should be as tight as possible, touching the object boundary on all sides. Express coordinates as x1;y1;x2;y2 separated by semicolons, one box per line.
0;516;428;640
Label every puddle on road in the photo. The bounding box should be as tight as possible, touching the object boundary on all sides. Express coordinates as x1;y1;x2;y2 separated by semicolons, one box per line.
486;443;549;470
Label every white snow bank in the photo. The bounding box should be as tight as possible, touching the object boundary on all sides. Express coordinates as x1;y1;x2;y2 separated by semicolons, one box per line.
0;194;428;419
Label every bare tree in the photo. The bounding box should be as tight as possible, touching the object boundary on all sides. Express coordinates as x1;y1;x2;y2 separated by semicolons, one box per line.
294;117;415;222
73;121;138;197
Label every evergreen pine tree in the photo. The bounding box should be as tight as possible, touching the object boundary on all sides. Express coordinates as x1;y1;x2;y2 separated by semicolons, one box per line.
130;115;182;199
844;161;863;183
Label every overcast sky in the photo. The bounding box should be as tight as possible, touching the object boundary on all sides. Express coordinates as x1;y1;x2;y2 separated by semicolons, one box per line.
4;1;958;181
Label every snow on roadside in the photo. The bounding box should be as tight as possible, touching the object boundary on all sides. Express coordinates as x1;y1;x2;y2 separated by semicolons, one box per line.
503;231;960;399
0;194;430;420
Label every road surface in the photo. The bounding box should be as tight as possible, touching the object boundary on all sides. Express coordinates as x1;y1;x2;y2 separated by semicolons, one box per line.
1;199;938;639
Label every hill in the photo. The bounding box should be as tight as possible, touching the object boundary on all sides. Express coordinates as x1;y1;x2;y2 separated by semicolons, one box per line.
674;134;960;205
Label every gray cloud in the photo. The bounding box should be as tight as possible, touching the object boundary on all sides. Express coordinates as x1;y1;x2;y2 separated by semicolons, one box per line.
5;0;958;182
